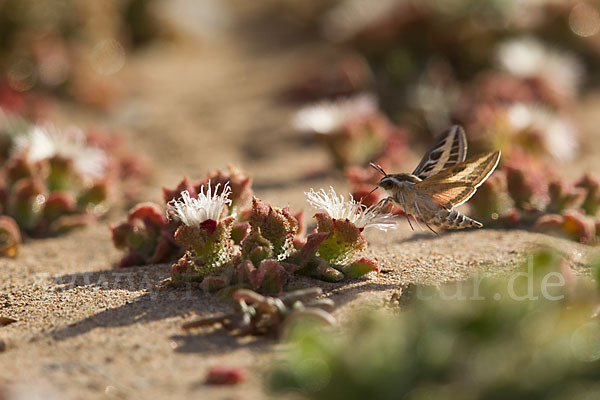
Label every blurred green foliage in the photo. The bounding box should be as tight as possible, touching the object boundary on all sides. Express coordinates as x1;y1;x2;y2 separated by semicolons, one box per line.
269;250;600;400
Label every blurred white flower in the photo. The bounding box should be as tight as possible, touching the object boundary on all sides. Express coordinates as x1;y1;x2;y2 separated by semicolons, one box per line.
167;182;232;227
306;186;397;231
151;0;230;41
292;93;377;134
13;125;107;179
506;103;578;162
499;0;566;29
496;37;583;99
321;0;401;42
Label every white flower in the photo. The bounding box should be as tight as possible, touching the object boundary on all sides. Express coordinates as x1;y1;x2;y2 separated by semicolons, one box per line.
496;37;583;99
167;182;232;227
292;93;377;134
305;187;397;231
13;124;107;180
506;103;578;162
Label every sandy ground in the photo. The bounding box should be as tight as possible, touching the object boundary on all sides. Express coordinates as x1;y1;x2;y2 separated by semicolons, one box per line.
1;3;600;399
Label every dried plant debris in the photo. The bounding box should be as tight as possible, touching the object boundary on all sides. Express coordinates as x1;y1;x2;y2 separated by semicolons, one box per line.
0;317;17;326
182;288;335;338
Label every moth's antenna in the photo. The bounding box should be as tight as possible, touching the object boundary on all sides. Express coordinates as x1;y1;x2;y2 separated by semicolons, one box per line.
369;162;387;176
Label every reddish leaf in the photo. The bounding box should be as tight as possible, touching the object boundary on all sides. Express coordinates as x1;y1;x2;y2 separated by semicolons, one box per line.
300;232;329;261
205;366;246;385
128;202;167;228
341;257;380;277
163;178;196;203
200;276;230;293
233;260;256;285
118;252;147;268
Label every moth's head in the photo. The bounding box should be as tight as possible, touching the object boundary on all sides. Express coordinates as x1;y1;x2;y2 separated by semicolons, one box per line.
369;162;395;193
376;174;420;192
376;176;396;192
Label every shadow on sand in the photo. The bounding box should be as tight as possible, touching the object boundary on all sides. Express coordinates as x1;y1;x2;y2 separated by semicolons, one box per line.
48;260;408;354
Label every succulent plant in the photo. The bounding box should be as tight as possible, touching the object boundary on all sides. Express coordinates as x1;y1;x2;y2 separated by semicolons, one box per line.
182;287;335;338
292;94;407;170
0;108;150;249
466;170;510;226
284;53;373;101
495;37;583;108
112;166;254;270
468;153;600;244
195;165;253;211
242;197;299;265
0;0;175;109
576;173;600;216
167;184;237;281
534;211;597;244
0;215;21;258
163;181;307;291
546;179;586;214
0;123;114;237
110;202;180;268
114;169;397;292
295;187;396;281
459;100;581;164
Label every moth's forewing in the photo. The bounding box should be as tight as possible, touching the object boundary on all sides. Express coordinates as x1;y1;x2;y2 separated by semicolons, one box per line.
412;125;468;180
415;151;501;208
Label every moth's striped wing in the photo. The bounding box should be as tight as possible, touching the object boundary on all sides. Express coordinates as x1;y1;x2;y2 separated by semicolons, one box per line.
412;125;468;180
415;151;501;209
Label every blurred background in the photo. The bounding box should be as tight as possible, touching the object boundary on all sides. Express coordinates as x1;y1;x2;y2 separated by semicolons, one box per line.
2;0;600;240
4;3;600;399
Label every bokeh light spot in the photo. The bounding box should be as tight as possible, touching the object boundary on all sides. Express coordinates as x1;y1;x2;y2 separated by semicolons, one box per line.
89;39;126;76
569;3;600;37
571;322;600;362
294;357;331;393
7;59;37;92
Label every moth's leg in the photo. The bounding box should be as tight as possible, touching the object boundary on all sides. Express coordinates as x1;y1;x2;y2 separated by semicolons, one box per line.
374;196;393;212
399;193;415;231
414;201;440;237
405;213;415;231
411;212;425;232
424;221;440;237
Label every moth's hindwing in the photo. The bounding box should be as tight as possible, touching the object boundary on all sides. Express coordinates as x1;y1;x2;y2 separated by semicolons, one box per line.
412;125;468;180
416;150;501;209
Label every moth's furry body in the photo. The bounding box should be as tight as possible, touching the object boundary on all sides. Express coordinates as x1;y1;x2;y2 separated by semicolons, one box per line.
379;174;482;230
372;126;500;233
